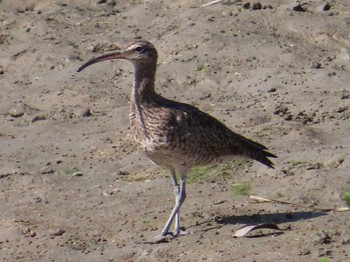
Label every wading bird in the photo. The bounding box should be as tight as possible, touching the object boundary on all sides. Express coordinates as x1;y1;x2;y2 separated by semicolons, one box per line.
78;40;276;242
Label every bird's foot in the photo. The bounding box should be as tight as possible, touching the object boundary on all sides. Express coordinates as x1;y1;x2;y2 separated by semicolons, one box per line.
140;228;189;244
172;227;189;237
145;233;174;244
153;234;174;244
142;229;189;244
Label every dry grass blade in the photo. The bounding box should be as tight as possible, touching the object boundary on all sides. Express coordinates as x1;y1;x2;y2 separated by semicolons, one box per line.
334;206;350;212
201;0;241;7
201;0;223;7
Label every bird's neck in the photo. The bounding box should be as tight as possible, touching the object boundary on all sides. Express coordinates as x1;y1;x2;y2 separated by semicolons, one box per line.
130;63;159;139
131;63;158;105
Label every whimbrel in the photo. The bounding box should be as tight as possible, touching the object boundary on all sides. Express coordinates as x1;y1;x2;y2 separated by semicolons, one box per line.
78;40;277;242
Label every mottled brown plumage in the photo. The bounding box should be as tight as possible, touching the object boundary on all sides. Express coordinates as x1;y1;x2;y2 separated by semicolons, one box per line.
78;40;276;242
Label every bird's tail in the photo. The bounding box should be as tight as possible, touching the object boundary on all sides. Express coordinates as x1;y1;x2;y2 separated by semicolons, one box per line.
242;138;277;168
253;149;277;168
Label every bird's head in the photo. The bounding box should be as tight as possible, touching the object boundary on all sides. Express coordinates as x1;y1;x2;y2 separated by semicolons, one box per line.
77;40;158;72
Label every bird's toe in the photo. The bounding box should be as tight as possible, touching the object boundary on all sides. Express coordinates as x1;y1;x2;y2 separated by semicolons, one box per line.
148;233;174;244
173;227;189;237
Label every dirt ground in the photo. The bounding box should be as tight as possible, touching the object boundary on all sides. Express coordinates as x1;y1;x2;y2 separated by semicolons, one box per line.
1;0;350;261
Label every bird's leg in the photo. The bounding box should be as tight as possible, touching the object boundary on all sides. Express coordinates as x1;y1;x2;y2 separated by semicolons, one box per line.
170;169;181;233
159;170;187;238
149;169;188;243
172;172;187;236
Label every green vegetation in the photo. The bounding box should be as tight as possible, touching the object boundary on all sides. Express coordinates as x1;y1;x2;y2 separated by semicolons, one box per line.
231;181;251;196
187;164;220;183
319;257;329;262
195;63;210;73
186;159;251;184
344;191;350;207
63;167;79;175
275;192;285;198
253;125;287;142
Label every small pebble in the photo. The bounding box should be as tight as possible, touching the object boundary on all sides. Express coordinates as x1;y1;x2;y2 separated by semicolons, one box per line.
82;108;92;117
40;166;54;174
8;107;25;117
29;230;36;237
252;2;262;10
72;171;83;177
283;113;292;121
22;227;36;237
341;237;350;244
311;62;322;69
314;231;332;245
32;115;46;123
50;228;65;236
273;105;289;115
33;197;42;203
323;3;331;11
242;3;250;9
293;4;307;12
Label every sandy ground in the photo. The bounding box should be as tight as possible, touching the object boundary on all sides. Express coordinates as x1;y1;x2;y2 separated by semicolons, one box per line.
1;0;350;261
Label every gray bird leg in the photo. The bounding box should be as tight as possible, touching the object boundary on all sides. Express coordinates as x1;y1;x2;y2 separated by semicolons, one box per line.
173;172;187;236
170;169;181;233
160;169;187;237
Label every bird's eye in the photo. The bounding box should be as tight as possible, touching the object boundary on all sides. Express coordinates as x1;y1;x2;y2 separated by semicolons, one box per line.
135;46;144;53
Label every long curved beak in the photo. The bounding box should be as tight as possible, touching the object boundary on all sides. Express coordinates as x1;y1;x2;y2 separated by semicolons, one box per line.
77;52;126;72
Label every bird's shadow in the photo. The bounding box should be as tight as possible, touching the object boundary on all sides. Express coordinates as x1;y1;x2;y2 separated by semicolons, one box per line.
215;210;327;225
188;211;327;237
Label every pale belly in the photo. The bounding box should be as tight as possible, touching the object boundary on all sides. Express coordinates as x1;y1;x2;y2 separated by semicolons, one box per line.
139;138;191;169
137;137;241;171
